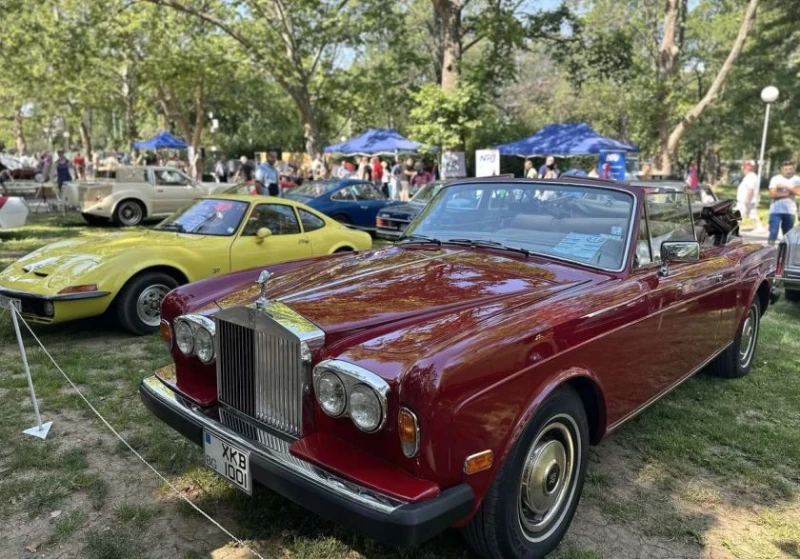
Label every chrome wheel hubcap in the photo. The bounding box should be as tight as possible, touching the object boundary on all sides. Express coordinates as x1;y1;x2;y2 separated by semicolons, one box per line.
518;418;578;541
136;284;169;327
739;306;758;368
120;203;142;225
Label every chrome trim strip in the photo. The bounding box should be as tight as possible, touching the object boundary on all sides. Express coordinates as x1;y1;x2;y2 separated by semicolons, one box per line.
313;359;390;432
142;376;405;514
606;341;732;434
0;287;112;301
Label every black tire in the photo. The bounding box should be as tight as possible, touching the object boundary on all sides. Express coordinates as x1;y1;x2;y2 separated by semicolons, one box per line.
113;199;145;226
115;272;178;335
463;386;589;559
709;297;761;378
332;214;351;224
81;213;108;226
334;246;354;253
785;289;800;303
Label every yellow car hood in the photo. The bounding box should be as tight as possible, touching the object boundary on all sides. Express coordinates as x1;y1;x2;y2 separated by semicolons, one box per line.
0;230;208;295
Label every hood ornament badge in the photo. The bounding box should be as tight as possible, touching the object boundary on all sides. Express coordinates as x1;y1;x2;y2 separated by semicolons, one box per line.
255;270;271;310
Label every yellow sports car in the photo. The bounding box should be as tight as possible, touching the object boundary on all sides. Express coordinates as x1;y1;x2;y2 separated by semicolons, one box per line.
0;194;372;334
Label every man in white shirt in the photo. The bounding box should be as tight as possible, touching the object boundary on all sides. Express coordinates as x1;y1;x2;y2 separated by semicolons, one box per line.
255;151;280;197
736;160;762;231
768;160;800;244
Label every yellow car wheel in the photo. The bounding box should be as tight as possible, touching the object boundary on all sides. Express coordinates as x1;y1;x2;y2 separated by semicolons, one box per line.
115;271;178;335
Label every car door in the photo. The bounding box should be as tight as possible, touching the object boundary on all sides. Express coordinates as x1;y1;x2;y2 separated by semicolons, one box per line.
296;207;334;255
349;182;391;230
152;169;202;215
641;192;728;383
229;202;314;271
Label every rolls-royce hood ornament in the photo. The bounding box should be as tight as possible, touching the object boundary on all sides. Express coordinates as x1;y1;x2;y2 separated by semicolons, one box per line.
255;270;271;310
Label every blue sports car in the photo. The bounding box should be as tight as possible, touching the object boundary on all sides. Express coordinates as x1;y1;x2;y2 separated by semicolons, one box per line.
284;179;397;232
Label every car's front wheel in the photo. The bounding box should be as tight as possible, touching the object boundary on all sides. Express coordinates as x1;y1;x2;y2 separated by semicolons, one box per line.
113;200;145;226
115;272;178;335
463;386;588;559
709;297;761;378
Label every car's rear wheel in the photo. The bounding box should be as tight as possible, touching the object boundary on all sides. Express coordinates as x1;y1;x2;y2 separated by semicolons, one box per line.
785;289;800;303
115;272;178;335
113;200;145;226
334;246;354;253
709;297;761;378
81;213;107;226
463;386;588;559
332;214;351;224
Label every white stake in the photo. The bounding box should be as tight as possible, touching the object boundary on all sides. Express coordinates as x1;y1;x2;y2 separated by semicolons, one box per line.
7;301;52;439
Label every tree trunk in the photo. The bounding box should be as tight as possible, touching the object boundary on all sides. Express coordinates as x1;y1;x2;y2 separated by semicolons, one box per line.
79;118;92;158
292;86;320;156
659;0;760;175
190;85;205;179
121;65;138;148
432;0;462;93
13;112;27;155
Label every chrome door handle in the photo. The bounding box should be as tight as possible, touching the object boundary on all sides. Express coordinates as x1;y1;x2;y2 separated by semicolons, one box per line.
360;205;368;210
709;273;723;282
298;239;310;244
156;189;164;192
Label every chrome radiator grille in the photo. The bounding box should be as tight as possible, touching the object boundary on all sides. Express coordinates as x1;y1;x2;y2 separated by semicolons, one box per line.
215;303;324;439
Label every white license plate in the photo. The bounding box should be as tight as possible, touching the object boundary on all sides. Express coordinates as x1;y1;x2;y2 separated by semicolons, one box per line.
203;430;252;494
0;296;21;312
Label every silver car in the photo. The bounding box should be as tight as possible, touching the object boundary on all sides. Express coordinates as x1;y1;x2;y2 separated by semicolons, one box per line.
778;227;800;302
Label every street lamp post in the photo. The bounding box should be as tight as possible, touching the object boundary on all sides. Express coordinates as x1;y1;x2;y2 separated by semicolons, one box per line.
757;86;779;188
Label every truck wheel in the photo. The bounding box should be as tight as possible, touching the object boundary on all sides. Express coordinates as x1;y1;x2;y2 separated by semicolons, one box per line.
82;213;107;226
709;297;761;378
463;386;588;559
785;289;800;303
113;200;145;226
115;272;178;335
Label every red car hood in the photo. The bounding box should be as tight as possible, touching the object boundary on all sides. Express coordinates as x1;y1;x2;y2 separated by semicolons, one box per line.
230;246;595;341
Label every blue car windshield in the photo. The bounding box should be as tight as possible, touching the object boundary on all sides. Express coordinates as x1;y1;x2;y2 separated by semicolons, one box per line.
406;183;635;271
156;198;249;236
292;180;341;197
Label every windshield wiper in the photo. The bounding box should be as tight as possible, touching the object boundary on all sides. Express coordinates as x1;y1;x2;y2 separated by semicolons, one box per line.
396;234;442;246
446;238;530;257
158;222;185;232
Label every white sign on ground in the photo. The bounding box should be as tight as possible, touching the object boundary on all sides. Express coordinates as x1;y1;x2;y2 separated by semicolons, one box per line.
476;149;500;177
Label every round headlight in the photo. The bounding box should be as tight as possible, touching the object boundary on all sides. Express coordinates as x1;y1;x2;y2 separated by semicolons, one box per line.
194;326;215;363
349;384;383;432
174;320;194;355
317;372;346;417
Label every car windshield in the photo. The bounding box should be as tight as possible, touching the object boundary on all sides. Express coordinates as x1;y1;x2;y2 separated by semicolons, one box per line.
292;180;340;197
411;181;446;204
155;198;249;236
405;182;635;271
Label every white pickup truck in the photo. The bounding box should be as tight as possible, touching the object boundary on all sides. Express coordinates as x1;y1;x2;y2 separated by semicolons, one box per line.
64;166;229;226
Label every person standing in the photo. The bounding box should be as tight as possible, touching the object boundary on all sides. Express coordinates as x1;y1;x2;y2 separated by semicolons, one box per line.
538;156;559;179
214;155;229;183
768;160;800;244
400;157;415;201
686;161;699;191
371;156;382;185
72;152;86;179
54;151;72;193
389;158;402;200
235;155;254;183
255;151;281;196
523;159;536;179
380;160;390;197
357;156;372;181
311;154;325;180
736;161;762;232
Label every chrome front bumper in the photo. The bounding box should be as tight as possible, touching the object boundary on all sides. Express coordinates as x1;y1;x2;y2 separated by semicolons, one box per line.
138;376;473;545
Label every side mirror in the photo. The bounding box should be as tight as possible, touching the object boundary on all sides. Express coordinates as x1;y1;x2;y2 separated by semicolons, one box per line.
659;240;699;276
256;227;272;243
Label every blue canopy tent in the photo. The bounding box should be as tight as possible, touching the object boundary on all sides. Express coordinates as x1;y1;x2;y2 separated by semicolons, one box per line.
133;130;188;150
495;123;637;157
324;128;421;156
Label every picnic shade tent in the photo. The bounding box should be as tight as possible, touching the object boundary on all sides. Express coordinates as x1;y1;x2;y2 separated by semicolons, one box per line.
133;130;188;150
324;128;421;156
495;123;637;157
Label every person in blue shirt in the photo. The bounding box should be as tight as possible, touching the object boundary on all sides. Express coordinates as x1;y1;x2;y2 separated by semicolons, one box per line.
255;151;280;196
54;151;72;193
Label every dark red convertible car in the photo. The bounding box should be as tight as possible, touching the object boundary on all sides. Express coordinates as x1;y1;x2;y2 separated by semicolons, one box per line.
141;178;777;558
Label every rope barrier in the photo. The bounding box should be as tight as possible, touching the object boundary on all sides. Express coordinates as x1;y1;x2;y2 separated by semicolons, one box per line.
11;306;265;559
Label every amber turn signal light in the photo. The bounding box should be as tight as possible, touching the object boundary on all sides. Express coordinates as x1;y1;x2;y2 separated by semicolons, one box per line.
57;284;98;295
463;450;493;475
398;408;420;458
160;319;173;350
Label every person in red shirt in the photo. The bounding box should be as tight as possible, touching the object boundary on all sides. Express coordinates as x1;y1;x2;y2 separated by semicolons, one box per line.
73;152;86;179
371;156;382;185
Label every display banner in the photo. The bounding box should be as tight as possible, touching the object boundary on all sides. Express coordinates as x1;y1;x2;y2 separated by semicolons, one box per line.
475;149;500;177
598;151;627;181
441;151;467;179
